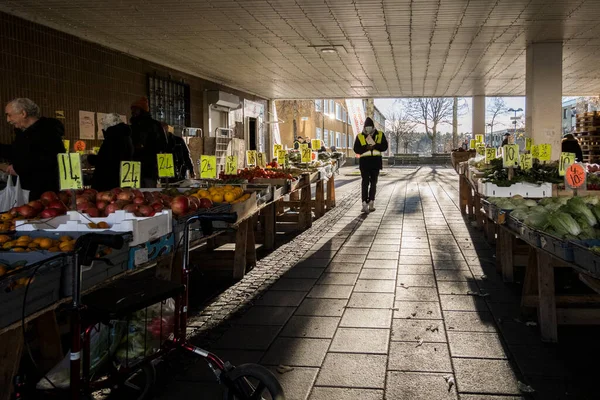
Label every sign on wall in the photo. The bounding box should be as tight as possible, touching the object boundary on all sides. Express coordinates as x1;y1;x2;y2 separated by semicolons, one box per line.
79;111;95;140
346;99;366;137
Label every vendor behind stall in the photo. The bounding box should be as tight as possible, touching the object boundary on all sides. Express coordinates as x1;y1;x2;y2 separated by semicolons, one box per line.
4;98;65;200
88;113;134;191
562;133;584;162
161;122;195;180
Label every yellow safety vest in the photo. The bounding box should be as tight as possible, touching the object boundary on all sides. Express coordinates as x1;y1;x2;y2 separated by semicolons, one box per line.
358;131;383;157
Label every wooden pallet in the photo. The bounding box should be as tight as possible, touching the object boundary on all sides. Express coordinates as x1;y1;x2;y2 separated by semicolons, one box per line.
581;145;600;151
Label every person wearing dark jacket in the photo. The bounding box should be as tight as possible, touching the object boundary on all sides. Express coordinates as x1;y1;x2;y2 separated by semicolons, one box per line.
130;97;168;187
562;133;584;162
88;113;134;191
4;98;65;200
161;122;195;180
353;117;388;214
501;132;511;146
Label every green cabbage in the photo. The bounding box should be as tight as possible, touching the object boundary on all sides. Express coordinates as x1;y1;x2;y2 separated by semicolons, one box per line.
524;211;549;229
564;197;597;226
523;199;538;207
581;195;600;206
547;212;582;237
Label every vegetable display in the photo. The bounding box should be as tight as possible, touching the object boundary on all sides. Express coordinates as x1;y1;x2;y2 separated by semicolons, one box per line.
482;159;563;187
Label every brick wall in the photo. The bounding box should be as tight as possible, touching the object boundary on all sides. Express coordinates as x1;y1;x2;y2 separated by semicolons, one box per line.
0;12;265;152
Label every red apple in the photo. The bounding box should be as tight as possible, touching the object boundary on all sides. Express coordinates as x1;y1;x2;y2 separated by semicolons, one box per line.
41;191;59;204
138;205;155;217
86;207;100;217
76;195;90;205
123;204;139;214
47;200;67;212
189;196;201;208
17;205;37;218
9;207;18;217
105;203;121;215
28;200;44;212
111;187;123;195
150;201;164;212
132;189;142;198
58;191;71;205
115;200;129;208
99;191;116;202
189;201;198;212
96;201;108;211
40;208;62;218
133;196;146;205
117;191;134;202
77;201;94;211
84;189;97;198
170;196;190;216
199;198;213;209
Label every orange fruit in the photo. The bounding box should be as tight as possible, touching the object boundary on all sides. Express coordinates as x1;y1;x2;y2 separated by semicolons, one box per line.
11;247;26;252
224;192;236;203
0;213;13;221
0;265;6;277
48;246;61;252
0;235;11;243
97;221;109;229
197;190;210;198
59;235;73;242
60;243;74;252
224;185;234;191
88;222;98;229
27;242;40;249
2;241;14;250
211;193;224;203
39;238;53;249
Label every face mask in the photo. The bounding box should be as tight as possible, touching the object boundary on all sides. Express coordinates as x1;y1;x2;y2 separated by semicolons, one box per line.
365;126;373;134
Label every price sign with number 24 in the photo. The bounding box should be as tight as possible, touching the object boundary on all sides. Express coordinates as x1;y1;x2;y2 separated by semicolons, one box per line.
120;161;141;188
157;154;175;178
201;156;217;179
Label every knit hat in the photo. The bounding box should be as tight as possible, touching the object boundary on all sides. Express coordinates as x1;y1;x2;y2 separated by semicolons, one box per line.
364;117;375;127
131;97;149;112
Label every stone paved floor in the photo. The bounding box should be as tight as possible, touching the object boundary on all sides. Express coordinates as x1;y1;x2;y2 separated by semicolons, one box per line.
157;166;598;400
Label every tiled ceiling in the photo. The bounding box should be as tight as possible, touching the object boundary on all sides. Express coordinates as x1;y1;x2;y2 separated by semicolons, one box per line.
2;0;600;99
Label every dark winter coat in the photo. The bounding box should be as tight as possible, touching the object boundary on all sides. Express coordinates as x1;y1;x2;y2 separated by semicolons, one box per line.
130;112;168;180
353;130;389;170
167;134;194;180
89;123;134;191
562;138;584;162
11;117;66;200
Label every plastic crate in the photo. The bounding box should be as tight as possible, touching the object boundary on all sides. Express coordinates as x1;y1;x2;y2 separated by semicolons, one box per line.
509;221;541;248
478;182;553;198
0;255;64;328
571;240;600;278
539;232;574;262
128;233;175;269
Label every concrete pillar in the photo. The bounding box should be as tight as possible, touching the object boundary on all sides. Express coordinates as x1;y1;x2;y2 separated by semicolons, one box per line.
526;42;563;160
472;95;486;140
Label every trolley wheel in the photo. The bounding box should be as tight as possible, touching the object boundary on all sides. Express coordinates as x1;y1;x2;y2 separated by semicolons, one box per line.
113;362;156;400
223;363;285;400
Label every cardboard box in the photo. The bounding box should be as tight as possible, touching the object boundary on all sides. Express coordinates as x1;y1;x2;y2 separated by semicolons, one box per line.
128;233;174;269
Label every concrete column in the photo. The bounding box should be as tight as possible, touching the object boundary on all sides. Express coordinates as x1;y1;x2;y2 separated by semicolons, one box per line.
526;42;563;160
472;95;486;140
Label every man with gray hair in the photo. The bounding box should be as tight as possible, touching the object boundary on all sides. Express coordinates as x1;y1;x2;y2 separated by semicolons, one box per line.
5;98;65;200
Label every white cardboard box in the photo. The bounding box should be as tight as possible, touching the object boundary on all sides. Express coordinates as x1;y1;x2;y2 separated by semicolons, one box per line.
478;181;553;198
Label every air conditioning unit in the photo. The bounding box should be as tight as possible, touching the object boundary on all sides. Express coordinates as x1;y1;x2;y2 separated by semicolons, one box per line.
207;91;240;110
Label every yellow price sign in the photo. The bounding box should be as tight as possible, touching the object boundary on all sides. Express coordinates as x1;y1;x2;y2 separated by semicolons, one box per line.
63;140;70;153
485;148;497;164
246;150;257;166
469;139;476;149
520;153;533;170
277;149;287;165
225;155;238;175
531;145;539;159
559;152;576;176
476;144;485;156
538;144;552;161
157;153;175;177
273;144;283;156
301;147;312;163
256;152;266;168
92;146;100;154
525;138;532;151
300;143;309;149
200;155;217;179
475;134;484;143
502;144;520;168
311;139;321;150
120;161;141;188
57;153;83;190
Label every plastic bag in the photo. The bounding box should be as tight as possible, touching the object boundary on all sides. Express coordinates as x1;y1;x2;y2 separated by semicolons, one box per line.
0;177;29;212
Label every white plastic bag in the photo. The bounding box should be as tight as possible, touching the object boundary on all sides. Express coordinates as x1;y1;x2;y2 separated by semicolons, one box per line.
0;177;29;212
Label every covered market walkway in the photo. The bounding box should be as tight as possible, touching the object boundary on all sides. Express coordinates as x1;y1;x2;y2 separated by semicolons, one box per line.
158;167;599;400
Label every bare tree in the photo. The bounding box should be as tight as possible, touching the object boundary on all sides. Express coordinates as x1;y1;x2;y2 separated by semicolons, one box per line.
404;98;455;154
386;111;418;154
275;100;316;140
486;97;507;136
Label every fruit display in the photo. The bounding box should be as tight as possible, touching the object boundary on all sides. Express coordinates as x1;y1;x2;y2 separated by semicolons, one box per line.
0;191;71;231
219;167;294;183
193;185;250;205
0;234;75;253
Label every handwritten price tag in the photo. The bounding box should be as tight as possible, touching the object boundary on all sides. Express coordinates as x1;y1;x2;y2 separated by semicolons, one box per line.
277;149;287;165
476;144;485;156
475;134;484;143
225;156;238;175
273;144;283;156
157;154;175;177
520;153;533;170
246;150;257;166
120;161;141;188
311;139;321;150
63;140;70;153
485;148;496;164
300;143;309;149
538;144;552;161
566;163;586;189
525;138;532;151
559;152;576;176
200;155;217;179
469;139;476;149
301;147;312;163
502;144;519;168
256;152;266;168
57;153;83;190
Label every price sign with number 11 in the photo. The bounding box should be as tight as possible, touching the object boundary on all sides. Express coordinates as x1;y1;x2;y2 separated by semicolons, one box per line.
58;153;83;190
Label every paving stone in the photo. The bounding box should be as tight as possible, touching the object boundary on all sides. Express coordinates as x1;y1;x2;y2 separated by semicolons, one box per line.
400;241;430;249
348;292;395;309
370;243;400;252
308;387;384;400
261;337;330;367
316;353;387;389
340;308;393;328
397;264;434;275
363;259;398;269
395;286;439;302
337;246;370;255
295;298;347;317
374;238;405;245
426;230;453;236
283;268;325;279
271;278;319;291
295;258;332;268
375;234;402;241
508;345;569;377
267;366;319;400
444;311;497;332
436;280;479;295
397;274;436;287
343;239;374;247
439;295;487;312
434;269;474;281
399;255;433;265
367;251;400;260
448;332;507;359
212;325;281;350
330;327;390;354
391;318;446;343
453;358;522;395
307;284;354;299
255;291;307;307
399;248;431;256
394;301;442;320
386;371;458;400
311;241;344;251
377;228;403;234
354;279;396;293
388;341;452;373
359;268;396;280
281;316;340;338
302;250;338;259
433;260;471;270
431;252;466;261
317;272;359;285
496;320;543;346
324;263;363;274
332;253;368;263
232;306;296;326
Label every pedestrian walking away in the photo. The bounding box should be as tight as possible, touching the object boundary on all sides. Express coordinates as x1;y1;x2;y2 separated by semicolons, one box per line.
353;117;388;214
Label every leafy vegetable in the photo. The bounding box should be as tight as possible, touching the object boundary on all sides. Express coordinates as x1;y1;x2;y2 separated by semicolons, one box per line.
547;212;582;237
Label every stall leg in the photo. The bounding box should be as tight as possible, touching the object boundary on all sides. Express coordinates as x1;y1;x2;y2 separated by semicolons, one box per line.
298;182;312;230
498;228;514;282
326;175;336;210
537;250;558;342
315;180;325;219
459;175;470;215
485;218;496;244
246;216;257;272
233;220;249;280
0;327;24;400
263;203;276;251
521;246;538;316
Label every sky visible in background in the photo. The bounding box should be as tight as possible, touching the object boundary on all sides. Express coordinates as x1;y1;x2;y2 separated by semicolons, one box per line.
375;97;527;134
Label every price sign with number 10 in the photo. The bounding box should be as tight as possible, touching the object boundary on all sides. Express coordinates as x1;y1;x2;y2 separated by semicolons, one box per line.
559;152;576;177
58;153;83;190
225;156;238;175
502;144;519;168
157;154;175;178
200;155;217;179
566;163;586;190
120;161;141;188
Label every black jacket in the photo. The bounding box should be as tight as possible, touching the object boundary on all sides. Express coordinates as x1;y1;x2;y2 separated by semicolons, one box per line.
89;123;134;191
11;117;66;200
130;112;168;180
562;138;584;162
167;134;194;180
353;130;389;170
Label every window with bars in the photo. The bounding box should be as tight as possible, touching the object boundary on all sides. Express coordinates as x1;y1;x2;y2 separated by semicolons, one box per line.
147;74;190;127
315;100;322;112
324;129;329;145
324;100;329;114
335;103;342;121
316;127;322;140
330;100;335;114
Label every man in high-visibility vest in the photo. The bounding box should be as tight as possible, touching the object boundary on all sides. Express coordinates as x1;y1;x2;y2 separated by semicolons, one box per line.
353;117;389;213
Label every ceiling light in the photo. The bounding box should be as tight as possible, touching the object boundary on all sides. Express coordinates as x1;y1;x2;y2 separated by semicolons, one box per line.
320;48;337;54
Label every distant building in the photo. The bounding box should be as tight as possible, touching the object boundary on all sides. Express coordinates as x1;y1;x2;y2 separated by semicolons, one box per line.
562;98;578;135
